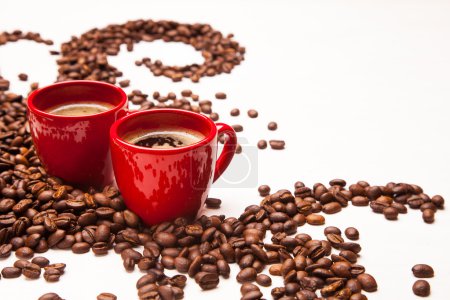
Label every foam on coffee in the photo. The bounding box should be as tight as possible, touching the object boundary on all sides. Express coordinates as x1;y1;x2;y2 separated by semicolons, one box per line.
45;101;114;116
126;128;205;149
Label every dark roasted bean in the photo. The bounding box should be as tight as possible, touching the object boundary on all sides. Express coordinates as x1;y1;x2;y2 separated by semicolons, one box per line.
413;280;431;297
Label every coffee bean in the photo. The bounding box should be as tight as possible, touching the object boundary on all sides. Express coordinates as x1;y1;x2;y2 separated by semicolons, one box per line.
44;268;62;282
357;273;377;292
422;209;435;223
344;227;359;240
324;226;341;235
18;73;28;81
217;259;230;278
256;140;267;150
38;293;63;300
2;266;21;278
322;202;341;214
119;79;130;88
268;121;277;131
45;263;66;273
383;207;398;220
306;214;325;225
23;263;41;279
237;267;257;283
269;140;285;150
0;243;13;258
412;264;434;278
195;272;219;290
72;242;91;254
256;274;272;287
247;109;258;118
215;92;226;100
205;198;221;209
232;124;243;132
97;293;117;300
15;246;34;259
31;256;50;268
413;280;430;297
352;196;369;206
431;195;444;208
230;108;240;116
154;232;177;248
258;185;271;196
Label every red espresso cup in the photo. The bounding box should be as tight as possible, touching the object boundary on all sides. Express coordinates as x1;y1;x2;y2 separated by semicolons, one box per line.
27;80;127;188
110;109;237;225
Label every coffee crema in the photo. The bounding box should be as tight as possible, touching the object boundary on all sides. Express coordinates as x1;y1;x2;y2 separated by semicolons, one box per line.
126;129;205;149
45;101;114;116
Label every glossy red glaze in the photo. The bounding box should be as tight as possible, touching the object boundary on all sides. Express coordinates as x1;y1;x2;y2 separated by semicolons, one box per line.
110;109;237;225
27;80;127;188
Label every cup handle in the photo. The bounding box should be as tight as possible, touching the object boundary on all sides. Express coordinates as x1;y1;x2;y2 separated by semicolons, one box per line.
213;123;237;182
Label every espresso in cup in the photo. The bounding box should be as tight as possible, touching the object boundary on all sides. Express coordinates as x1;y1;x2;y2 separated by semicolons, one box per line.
45;101;114;116
125;128;205;149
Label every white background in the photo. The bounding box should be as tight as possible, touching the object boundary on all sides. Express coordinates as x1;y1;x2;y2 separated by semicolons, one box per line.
1;0;450;299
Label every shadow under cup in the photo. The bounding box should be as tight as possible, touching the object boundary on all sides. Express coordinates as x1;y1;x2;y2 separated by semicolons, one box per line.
110;110;218;225
27;80;127;188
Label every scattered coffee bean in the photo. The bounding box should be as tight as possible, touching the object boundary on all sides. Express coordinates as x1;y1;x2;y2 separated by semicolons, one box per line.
257;140;267;149
205;198;221;209
268;121;277;131
258;185;271;197
306;214;325;225
44;268;62;282
383;207;398;220
15;246;34;259
232;124;243;132
2;267;22;278
413;280;431;297
230;108;240;116
412;264;434;278
18;73;28;81
215;92;227;100
269;140;285;150
247;109;258;118
31;256;50;268
119;79;130;88
256;274;272;287
97;293;117;300
38;293;63;300
324;226;341;235
345;227;359;240
357;273;377;292
195;272;219;290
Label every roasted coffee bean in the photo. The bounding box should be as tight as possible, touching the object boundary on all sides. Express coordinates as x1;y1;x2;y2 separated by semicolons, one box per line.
2;266;22;278
205;198;221;209
322;202;341;214
431;195;445;208
22;263;41;279
413;280;431;297
247;109;258;118
422;209;435;223
15;246;34;259
357;273;377;292
269;140;285;150
306;214;325;225
232;124;243;132
97;293;117;300
44;268;62;282
230;108;240;116
195;272;219;290
154;232;177;248
268;121;278;131
31;256;50;268
324;226;341;235
412;264;434;278
352;196;369;206
215;92;227;99
72;242;91;254
258;185;271;196
257;140;268;149
383;207;398;220
38;293;63;300
92;242;108;255
344;227;359;240
237;267;257;283
45;263;66;273
350;293;368;300
256;274;272;287
0;243;13;258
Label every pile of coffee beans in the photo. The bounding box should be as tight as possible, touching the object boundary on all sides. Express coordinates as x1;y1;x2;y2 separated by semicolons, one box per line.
55;20;245;83
258;180;444;224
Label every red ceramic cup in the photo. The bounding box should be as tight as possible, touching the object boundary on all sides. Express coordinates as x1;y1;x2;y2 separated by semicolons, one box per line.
27;80;127;188
110;109;237;225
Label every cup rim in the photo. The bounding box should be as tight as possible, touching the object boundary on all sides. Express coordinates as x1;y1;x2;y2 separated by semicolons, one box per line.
27;80;128;119
110;109;217;153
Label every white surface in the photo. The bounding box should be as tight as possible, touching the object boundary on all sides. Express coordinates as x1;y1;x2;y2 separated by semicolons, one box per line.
1;0;450;299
